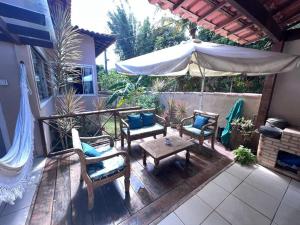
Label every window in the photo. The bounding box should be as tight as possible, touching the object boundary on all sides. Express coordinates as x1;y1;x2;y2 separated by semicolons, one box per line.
32;49;51;101
67;65;94;94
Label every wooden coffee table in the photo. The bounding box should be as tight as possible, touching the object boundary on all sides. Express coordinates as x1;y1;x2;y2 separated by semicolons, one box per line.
140;135;196;169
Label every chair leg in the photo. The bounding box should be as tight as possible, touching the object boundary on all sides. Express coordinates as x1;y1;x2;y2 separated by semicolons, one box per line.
199;136;204;146
153;135;156;139
127;139;131;154
124;172;130;193
121;135;124;148
87;184;94;210
211;136;215;150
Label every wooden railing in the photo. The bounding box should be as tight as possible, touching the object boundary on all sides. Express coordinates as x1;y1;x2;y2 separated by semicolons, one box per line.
38;106;141;157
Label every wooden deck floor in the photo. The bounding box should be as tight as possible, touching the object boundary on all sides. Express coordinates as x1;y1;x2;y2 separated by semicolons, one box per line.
29;134;232;225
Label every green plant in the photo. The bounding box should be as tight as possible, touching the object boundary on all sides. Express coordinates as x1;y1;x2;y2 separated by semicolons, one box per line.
176;101;187;122
231;117;255;136
136;93;162;111
233;145;256;165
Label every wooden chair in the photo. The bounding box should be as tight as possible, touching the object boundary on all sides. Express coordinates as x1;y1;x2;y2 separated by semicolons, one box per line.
119;108;167;153
179;110;219;149
71;128;130;210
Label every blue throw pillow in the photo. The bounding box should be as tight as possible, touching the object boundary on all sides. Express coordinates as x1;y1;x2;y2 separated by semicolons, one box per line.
128;114;143;129
193;115;209;129
81;142;103;169
141;112;155;126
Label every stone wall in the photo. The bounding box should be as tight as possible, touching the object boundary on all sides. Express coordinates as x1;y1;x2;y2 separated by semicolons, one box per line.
158;92;262;127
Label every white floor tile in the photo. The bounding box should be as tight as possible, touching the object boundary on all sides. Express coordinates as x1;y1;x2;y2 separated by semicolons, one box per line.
233;182;280;219
197;182;229;208
226;163;255;180
274;202;300;225
0;206;30;225
281;184;300;210
288;179;300;193
244;166;290;200
216;195;270;225
175;196;213;225
1;184;37;216
158;213;184;225
212;171;242;192
201;212;230;225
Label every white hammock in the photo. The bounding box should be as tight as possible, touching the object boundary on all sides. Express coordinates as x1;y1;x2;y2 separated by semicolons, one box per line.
0;63;34;204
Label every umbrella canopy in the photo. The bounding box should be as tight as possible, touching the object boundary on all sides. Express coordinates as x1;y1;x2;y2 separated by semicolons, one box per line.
116;40;300;77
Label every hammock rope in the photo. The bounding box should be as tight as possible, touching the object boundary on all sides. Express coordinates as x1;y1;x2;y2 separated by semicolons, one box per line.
0;62;34;205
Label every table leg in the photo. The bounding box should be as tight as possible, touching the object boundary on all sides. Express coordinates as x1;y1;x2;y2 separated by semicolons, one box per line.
154;159;159;169
186;150;190;163
143;150;147;166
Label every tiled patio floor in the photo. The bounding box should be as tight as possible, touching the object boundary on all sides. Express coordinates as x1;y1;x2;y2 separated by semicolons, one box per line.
156;163;300;225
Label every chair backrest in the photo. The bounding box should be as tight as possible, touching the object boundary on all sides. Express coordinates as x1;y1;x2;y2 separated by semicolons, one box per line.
118;108;156;118
193;110;219;122
72;128;83;150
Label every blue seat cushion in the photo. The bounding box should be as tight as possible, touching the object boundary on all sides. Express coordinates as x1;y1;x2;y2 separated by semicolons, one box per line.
193;115;209;129
183;125;213;137
87;151;126;181
128;114;143;129
81;142;104;169
141;112;155;126
122;123;164;136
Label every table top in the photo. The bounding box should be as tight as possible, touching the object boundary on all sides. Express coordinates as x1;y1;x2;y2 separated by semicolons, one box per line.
139;135;195;160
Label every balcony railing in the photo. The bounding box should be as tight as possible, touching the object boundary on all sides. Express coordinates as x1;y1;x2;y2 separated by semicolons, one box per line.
38;106;141;157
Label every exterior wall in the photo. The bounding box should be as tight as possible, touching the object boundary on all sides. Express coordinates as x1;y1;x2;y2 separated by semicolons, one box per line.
74;34;98;95
268;39;300;127
0;42;55;156
159;92;261;127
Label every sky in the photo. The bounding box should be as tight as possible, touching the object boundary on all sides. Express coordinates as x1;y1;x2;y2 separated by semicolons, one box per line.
71;0;173;69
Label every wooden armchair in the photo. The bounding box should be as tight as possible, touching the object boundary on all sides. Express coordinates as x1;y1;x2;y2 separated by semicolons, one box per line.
119;108;167;153
71;128;130;210
179;110;219;149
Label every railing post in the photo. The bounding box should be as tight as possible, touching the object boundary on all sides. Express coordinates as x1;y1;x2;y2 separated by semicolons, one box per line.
38;119;48;157
114;111;117;140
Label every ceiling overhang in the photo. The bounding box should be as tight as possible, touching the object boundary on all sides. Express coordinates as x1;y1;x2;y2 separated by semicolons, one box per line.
0;1;54;48
149;0;300;45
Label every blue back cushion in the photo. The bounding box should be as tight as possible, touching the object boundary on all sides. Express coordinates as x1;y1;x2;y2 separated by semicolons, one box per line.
141;112;155;126
193;115;209;129
128;114;143;129
81;142;103;169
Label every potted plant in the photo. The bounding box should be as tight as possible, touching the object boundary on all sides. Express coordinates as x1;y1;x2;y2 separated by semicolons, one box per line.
233;145;256;165
230;117;255;150
164;98;177;128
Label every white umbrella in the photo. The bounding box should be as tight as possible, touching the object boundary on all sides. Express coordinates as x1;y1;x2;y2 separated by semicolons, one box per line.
116;40;300;108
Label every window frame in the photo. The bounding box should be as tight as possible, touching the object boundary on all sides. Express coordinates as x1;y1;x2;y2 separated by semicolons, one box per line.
65;64;96;96
31;48;52;103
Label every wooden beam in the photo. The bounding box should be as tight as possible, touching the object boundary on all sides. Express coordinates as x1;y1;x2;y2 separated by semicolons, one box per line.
173;0;186;13
215;13;241;31
227;23;253;36
285;28;300;41
197;1;226;22
0;2;46;26
6;23;50;40
19;36;53;48
0;17;21;44
226;0;283;42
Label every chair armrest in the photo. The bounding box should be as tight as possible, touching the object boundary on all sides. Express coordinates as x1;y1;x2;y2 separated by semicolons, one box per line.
155;114;167;126
120;118;129;128
200;122;217;134
80;135;114;147
180;116;194;126
85;150;129;165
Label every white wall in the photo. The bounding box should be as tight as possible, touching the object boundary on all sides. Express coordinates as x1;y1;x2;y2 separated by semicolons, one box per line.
269;39;300;127
159;92;261;127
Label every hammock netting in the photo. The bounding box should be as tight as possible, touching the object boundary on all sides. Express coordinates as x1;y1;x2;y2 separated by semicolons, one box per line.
0;63;34;204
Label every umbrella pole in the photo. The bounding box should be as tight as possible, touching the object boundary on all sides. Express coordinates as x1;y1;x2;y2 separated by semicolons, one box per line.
196;53;205;110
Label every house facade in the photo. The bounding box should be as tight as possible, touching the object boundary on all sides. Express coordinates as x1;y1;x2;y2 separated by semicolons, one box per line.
0;0;115;156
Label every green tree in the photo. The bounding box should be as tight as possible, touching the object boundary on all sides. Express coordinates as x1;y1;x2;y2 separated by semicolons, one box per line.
135;18;155;56
107;4;137;60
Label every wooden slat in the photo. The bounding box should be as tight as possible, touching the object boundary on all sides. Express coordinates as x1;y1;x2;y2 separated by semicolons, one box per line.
29;158;58;225
215;13;242;31
7;23;50;40
226;0;283;42
69;154;93;225
227;23;254;36
0;17;20;44
0;2;46;25
51;155;72;225
197;1;227;22
172;0;186;13
18;36;53;48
